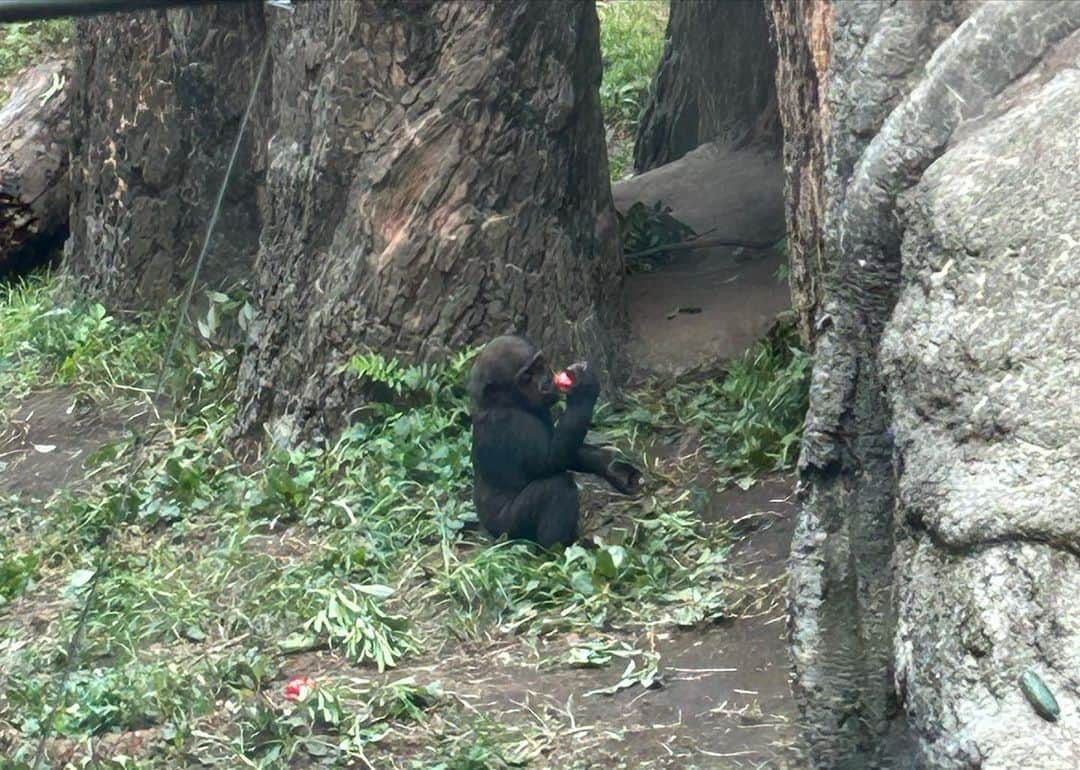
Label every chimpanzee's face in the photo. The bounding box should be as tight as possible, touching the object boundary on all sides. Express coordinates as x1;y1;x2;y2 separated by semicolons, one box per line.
516;351;559;408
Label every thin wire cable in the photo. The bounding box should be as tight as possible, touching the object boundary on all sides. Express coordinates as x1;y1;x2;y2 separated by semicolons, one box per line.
156;39;272;397
30;38;272;770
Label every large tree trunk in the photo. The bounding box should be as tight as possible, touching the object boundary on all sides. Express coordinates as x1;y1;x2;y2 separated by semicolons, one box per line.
0;59;70;277
769;1;1080;767
234;0;623;441
64;1;268;309
633;0;780;173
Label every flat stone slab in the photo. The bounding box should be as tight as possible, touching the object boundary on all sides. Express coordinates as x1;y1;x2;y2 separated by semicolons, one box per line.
613;142;790;377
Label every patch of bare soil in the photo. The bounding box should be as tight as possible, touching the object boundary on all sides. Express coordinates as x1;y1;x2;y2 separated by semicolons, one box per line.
0;388;158;501
475;479;803;764
514;477;798;768
625;248;792;379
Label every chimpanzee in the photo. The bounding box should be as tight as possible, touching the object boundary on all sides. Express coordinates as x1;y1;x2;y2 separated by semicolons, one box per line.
468;335;641;547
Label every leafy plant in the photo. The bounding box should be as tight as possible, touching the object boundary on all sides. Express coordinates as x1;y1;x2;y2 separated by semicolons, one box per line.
0;274;172;413
249;447;320;519
303;584;415;671
617;199;696;272
3;658;218;738
601;318;812;485
435;507;732;637
0;547;37;604
596;0;668;130
347;347;476;407
582;648;662;697
719;320;812;472
565;637;642;667
418;712;545;770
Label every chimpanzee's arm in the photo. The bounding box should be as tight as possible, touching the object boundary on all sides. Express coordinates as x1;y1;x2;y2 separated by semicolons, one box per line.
570;444;615;476
541;390;596;473
474;367;601;484
570;444;641;495
480;394;597;483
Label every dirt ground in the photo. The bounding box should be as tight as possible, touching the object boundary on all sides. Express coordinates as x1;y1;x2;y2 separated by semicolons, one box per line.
0;388;158;501
624;247;792;379
1;386;802;769
265;476;800;769
473;478;799;769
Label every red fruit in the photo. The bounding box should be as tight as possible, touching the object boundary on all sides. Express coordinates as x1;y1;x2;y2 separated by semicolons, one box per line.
554;370;574;392
284;676;316;701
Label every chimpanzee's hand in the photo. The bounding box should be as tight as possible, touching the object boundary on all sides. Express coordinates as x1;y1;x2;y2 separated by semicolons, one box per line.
606;458;642;496
565;362;600;401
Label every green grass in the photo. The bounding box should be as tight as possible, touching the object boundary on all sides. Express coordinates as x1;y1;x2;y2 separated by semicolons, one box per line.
0;273;174;417
598;318;812;488
597;0;668;181
0;19;72;105
0;276;810;767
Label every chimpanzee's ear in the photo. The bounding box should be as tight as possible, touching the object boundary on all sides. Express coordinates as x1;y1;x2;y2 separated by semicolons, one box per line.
515;351;543;386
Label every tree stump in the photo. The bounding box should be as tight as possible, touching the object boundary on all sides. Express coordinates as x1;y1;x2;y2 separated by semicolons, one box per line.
234;1;625;441
633;0;780;173
64;2;268;308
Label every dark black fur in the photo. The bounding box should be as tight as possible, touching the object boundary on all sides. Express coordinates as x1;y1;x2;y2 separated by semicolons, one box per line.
468;335;640;547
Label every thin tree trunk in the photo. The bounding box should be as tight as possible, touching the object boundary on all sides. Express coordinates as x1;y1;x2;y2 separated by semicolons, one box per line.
766;0;827;348
64;1;268;308
634;0;780;173
235;0;624;441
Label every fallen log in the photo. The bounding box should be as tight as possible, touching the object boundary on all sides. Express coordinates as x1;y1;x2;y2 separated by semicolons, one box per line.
0;58;71;276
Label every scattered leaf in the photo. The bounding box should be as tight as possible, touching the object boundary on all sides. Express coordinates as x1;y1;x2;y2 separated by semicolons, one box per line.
68;568;96;589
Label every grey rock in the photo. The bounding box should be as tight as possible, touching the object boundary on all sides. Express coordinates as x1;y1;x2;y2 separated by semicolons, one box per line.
882;42;1080;768
771;1;1080;766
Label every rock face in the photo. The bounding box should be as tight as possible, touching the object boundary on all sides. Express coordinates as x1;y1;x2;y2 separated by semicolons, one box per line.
768;0;1080;766
882;34;1080;768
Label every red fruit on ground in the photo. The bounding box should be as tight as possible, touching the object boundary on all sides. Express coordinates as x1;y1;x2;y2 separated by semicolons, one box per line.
284;676;316;701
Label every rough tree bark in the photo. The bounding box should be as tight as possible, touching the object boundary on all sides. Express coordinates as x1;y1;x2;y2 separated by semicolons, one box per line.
766;0;827;348
768;1;1080;767
234;0;624;441
0;60;70;277
64;1;268;309
633;0;780;173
